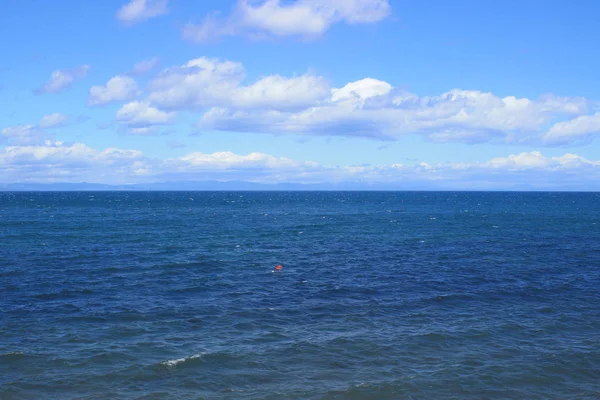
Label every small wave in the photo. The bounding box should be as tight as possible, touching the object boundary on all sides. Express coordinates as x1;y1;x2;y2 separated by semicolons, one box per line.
1;351;24;357
161;353;205;367
0;352;27;362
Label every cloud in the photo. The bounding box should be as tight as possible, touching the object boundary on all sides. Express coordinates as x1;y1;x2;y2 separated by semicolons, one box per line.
36;65;90;94
183;0;391;42
129;57;160;76
198;82;589;143
117;0;169;24
0;142;310;184
543;112;600;145
128;126;161;135
1;125;47;145
0;141;150;183
2;113;71;144
115;56;600;145
116;101;175;133
147;57;330;111
38;113;69;129
178;151;299;169
147;57;246;108
88;75;140;106
2;141;600;190
138;57;595;144
483;151;600;170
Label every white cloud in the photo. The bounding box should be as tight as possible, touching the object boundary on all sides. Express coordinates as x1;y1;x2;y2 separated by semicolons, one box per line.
39;113;68;129
115;56;600;145
147;57;330;111
330;78;392;103
179;151;298;169
543;112;600;144
36;65;90;94
1;125;46;145
140;57;595;144
234;74;330;109
88;75;140;106
117;0;169;24
0;141;150;183
128;126;160;135
186;68;588;143
183;0;391;42
0;141;141;165
116;101;175;132
129;57;160;75
2;114;71;145
484;151;600;170
148;57;246;108
486;151;553;170
2;141;600;190
198;85;589;143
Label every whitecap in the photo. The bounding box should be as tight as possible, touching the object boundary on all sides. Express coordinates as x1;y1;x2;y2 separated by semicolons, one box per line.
161;353;204;367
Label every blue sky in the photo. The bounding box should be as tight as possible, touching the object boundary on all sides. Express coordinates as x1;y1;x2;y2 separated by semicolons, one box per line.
1;0;600;189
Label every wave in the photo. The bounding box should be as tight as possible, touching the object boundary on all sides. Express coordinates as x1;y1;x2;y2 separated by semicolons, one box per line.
160;353;206;367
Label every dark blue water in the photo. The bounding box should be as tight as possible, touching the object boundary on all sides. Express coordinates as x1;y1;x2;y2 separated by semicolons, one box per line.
1;191;599;399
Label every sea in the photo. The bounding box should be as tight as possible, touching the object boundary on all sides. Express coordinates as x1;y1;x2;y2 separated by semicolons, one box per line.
1;191;599;399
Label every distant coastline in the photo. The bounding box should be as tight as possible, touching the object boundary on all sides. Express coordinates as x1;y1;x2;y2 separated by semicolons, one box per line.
2;181;600;192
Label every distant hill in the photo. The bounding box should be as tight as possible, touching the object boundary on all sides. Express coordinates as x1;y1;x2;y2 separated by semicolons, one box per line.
1;181;595;191
0;180;445;191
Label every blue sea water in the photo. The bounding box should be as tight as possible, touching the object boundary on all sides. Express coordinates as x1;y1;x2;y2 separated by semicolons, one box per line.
1;191;599;399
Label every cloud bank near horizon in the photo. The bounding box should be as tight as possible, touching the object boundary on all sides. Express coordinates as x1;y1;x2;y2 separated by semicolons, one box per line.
2;141;599;190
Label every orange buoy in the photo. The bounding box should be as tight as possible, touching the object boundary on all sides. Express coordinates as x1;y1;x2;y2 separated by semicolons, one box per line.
275;265;283;271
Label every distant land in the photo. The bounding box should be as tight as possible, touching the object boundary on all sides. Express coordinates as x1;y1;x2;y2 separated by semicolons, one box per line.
1;181;597;191
0;181;442;191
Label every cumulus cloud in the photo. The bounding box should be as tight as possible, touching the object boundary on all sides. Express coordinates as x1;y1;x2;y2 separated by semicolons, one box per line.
0;142;312;184
183;0;391;42
197;80;589;143
36;65;90;94
2;113;71;145
129;57;160;76
137;57;596;144
0;141;150;183
1;125;46;145
88;75;140;106
112;56;600;145
38;113;69;129
543;112;600;145
147;57;330;111
117;0;169;24
178;151;298;169
148;57;246;108
116;101;175;133
483;151;600;171
152;61;329;110
1;141;599;190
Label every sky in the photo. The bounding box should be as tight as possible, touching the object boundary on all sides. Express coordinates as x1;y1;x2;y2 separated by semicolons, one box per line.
1;0;600;190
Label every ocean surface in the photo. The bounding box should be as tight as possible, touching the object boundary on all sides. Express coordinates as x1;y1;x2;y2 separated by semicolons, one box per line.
1;191;599;400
